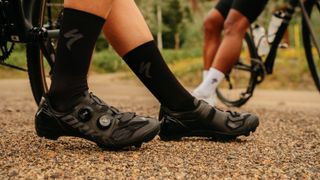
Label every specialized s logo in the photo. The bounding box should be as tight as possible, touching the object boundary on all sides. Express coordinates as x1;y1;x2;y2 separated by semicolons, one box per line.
211;78;218;84
64;29;84;50
139;62;152;78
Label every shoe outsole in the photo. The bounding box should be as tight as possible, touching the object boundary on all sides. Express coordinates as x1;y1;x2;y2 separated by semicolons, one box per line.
159;125;258;141
37;123;160;151
159;100;260;142
98;125;160;150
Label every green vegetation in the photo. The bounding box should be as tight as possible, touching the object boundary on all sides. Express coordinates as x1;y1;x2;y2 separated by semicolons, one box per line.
0;0;317;90
0;42;316;90
0;44;27;78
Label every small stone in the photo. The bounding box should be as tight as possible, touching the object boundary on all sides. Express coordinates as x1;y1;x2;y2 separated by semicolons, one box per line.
8;169;18;177
4;108;14;112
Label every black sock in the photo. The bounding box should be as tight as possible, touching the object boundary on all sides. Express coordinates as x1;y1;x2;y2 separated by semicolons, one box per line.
123;41;196;111
49;8;105;111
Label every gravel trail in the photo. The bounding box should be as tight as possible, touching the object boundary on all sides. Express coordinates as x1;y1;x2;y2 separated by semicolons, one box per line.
0;75;319;179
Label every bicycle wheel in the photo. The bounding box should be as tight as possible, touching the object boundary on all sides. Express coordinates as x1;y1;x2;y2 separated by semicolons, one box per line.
302;0;320;91
216;33;261;107
27;1;63;105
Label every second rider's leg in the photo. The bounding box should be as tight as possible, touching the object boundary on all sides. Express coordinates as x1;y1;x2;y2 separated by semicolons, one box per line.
103;0;259;140
193;10;249;99
194;0;269;99
201;0;232;80
212;10;249;74
193;0;231;104
202;9;225;80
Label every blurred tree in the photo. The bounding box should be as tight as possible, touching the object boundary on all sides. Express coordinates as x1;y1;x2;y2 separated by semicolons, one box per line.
163;0;183;49
156;0;163;50
46;0;300;50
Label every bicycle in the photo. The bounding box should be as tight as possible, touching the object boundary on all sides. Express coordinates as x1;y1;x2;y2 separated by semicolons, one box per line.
216;0;320;107
0;0;62;104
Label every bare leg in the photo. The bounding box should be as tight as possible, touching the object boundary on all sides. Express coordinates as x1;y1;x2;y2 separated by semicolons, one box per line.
203;9;225;70
64;0;113;19
212;10;250;73
102;0;195;111
192;10;250;102
102;0;153;57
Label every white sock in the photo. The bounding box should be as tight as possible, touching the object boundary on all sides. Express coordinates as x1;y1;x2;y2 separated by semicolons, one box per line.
203;70;208;81
194;70;208;93
193;67;225;98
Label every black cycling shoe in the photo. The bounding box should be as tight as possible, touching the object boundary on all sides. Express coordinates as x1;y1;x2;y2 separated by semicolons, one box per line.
35;92;160;150
159;99;259;140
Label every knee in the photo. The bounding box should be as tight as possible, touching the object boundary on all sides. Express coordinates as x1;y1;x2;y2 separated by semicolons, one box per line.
223;18;248;36
203;14;224;33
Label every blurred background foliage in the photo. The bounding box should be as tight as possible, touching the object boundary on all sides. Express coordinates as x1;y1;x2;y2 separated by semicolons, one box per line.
1;0;318;90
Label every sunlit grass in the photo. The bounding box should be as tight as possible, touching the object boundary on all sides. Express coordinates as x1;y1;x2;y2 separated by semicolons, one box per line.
0;51;28;79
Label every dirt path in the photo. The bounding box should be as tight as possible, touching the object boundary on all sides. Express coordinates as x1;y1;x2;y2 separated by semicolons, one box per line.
0;74;319;179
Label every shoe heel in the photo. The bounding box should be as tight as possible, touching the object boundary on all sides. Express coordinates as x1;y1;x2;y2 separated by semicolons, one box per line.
159;133;182;141
36;122;61;140
36;129;60;140
35;113;62;140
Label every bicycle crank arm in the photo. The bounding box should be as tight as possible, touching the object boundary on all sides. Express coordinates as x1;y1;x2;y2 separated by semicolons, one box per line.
29;28;60;42
46;30;60;39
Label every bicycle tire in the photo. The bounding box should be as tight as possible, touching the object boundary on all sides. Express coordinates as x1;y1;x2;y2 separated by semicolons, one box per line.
302;0;320;91
216;33;260;107
26;1;61;105
27;43;45;105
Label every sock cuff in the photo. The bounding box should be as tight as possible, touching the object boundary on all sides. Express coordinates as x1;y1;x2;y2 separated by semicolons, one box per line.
203;70;208;79
63;8;106;24
209;67;225;78
122;40;156;60
121;40;195;111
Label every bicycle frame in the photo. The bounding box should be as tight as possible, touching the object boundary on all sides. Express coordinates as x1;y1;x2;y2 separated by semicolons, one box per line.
218;0;317;107
263;0;301;74
0;0;41;42
263;0;319;74
0;0;59;43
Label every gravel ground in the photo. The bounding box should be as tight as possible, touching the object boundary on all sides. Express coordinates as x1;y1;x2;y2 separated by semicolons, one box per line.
0;75;319;179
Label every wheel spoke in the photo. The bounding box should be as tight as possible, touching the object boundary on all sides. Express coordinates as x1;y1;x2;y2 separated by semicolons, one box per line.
311;1;320;58
0;45;5;54
316;1;320;58
40;41;55;68
4;42;8;52
301;0;320;56
302;0;320;91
